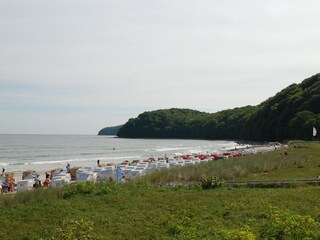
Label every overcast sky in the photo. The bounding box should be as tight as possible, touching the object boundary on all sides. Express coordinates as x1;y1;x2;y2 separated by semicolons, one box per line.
0;0;319;135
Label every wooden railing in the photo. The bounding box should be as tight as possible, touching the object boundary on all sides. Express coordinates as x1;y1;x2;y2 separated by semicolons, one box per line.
226;178;320;187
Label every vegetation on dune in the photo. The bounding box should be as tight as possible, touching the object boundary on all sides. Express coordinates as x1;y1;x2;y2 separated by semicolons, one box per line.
134;142;314;184
1;141;320;239
116;73;320;141
2;183;320;239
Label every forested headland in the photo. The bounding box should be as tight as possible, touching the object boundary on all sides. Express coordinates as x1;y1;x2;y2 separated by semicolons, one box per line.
102;73;320;141
98;125;123;136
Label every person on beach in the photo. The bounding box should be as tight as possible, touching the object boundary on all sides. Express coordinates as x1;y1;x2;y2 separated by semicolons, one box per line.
44;175;51;187
33;179;39;188
97;159;100;167
45;172;50;179
121;175;126;183
2;183;8;193
5;176;15;192
2;167;4;174
66;163;71;173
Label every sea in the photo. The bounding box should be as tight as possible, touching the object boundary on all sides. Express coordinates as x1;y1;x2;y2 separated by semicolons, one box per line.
0;134;238;174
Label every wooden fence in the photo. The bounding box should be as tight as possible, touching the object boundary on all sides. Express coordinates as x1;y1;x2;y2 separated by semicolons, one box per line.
226;178;320;188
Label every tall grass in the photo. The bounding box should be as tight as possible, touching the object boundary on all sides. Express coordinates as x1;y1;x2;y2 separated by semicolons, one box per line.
0;187;63;208
139;148;311;184
1;183;320;239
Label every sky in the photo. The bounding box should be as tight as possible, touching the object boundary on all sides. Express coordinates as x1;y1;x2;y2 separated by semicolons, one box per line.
0;0;320;135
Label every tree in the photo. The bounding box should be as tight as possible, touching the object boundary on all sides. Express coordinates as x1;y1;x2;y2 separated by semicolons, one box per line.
289;110;317;140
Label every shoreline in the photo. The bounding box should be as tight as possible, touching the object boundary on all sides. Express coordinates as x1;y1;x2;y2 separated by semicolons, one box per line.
0;136;240;173
2;142;285;184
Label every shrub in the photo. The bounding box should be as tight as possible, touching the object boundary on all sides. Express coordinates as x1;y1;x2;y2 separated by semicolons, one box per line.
223;228;256;240
0;187;64;208
63;182;112;199
164;209;206;239
164;209;256;240
50;219;99;240
260;207;320;240
200;176;226;189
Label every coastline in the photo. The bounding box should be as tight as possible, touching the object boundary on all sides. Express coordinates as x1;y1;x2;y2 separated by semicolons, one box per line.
2;142;285;184
1;135;240;176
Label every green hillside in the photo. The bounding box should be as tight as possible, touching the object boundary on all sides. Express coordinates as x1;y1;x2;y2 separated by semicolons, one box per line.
246;74;320;141
117;108;209;138
117;73;320;141
98;125;123;136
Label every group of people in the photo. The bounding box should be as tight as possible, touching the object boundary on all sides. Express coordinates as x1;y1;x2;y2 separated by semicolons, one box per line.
33;164;71;189
0;170;15;194
34;172;51;188
1;161;101;193
0;181;15;193
0;165;72;193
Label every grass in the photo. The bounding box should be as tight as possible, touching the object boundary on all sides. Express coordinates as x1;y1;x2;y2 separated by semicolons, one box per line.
242;141;320;180
0;141;320;239
1;184;320;239
138;141;317;184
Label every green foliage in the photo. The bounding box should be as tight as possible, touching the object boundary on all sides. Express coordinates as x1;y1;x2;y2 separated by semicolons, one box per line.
143;147;310;184
63;182;112;199
260;207;320;240
98;125;123;136
0;187;63;208
164;209;203;239
50;219;99;240
222;228;256;240
116;73;320;141
164;209;256;239
2;184;320;239
200;176;226;189
117;108;209;139
289;111;317;139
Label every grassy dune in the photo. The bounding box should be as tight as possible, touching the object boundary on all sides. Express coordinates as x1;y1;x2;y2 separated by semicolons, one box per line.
0;141;320;239
140;141;318;184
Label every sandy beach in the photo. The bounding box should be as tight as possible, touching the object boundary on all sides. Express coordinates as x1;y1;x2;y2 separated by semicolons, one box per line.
2;142;285;191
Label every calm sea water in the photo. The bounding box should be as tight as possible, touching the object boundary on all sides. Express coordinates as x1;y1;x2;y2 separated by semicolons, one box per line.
0;134;237;174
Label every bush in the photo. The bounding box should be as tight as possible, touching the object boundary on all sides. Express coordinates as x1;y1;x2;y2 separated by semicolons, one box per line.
260;207;320;240
163;209;256;239
63;182;112;199
200;176;226;189
50;219;99;240
223;228;256;240
164;209;207;239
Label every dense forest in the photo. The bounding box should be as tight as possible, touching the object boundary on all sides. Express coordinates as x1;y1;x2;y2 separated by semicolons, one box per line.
98;125;123;135
109;74;320;141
